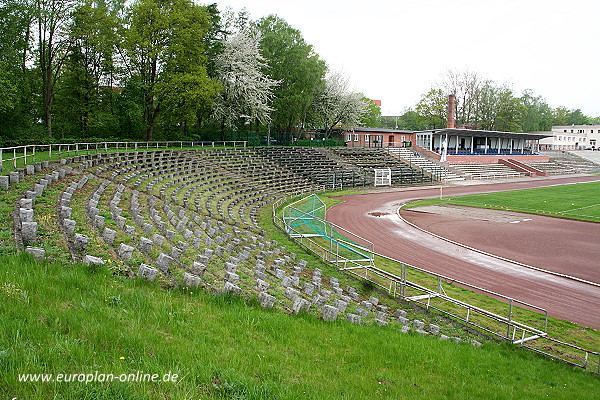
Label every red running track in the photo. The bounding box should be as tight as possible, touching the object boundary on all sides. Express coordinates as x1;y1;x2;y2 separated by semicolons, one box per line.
326;175;600;329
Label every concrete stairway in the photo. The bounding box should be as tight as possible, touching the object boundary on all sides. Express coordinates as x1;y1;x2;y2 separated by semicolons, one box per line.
567;151;600;169
535;151;600;174
386;147;464;181
450;163;525;180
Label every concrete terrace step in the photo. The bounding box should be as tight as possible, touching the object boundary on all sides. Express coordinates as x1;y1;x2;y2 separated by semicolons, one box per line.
570;150;600;166
449;163;525;180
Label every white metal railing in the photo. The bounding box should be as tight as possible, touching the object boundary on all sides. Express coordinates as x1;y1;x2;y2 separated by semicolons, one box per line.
281;195;375;267
0;140;247;172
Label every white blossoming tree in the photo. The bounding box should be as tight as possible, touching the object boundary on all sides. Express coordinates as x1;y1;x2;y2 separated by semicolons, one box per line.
211;28;279;139
310;71;368;138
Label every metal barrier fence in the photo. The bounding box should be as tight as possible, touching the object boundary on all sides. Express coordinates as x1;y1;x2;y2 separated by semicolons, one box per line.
281;194;375;268
0;141;247;172
272;193;600;373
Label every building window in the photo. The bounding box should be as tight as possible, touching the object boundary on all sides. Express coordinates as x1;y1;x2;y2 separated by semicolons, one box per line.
365;134;370;142
345;134;351;141
353;134;358;142
564;130;567;132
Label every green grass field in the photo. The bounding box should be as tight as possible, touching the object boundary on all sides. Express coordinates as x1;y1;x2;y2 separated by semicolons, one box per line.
403;181;600;223
2;254;599;400
2;164;599;398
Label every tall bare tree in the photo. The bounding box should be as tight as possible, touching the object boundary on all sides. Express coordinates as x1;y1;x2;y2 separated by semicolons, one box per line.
439;69;483;127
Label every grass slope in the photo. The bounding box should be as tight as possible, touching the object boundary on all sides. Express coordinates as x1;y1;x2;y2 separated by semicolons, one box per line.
403;181;600;222
1;254;598;400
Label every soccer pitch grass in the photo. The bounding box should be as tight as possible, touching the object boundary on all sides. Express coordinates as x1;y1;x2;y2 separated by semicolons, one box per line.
404;181;600;222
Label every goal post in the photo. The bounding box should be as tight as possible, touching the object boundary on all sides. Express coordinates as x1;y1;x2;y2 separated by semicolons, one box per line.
374;168;391;186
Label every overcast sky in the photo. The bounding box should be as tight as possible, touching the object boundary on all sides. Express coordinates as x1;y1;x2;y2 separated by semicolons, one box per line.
217;0;600;117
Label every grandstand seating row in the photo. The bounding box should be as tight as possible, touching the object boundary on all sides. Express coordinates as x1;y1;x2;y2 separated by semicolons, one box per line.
4;149;453;338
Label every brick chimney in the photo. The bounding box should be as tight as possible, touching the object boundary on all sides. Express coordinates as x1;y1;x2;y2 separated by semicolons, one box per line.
447;94;456;129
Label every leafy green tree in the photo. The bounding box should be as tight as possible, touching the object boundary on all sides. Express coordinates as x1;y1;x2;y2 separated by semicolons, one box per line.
552;106;571;126
159;69;221;136
36;0;77;137
0;0;34;73
55;0;123;138
0;0;41;143
396;109;428;131
415;88;446;129
255;15;327;135
589;116;600;124
566;109;589;125
358;96;382;127
475;82;524;132
519;90;553;132
122;0;217;140
0;68;18;114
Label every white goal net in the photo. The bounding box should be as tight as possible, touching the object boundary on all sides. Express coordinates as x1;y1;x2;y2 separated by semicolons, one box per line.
374;168;391;186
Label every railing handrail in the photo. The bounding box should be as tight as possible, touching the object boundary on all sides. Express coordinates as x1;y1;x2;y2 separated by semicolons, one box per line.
0;140;248;171
0;140;248;150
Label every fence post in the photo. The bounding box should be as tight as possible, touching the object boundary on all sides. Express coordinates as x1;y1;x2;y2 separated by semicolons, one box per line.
76;143;79;155
13;148;16;168
0;149;2;172
507;298;513;338
400;265;406;298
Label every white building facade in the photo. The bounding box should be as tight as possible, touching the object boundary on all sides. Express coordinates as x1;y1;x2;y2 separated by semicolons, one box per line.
538;125;600;150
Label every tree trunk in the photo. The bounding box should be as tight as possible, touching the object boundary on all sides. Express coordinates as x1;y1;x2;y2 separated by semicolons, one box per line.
42;67;53;137
22;24;30;73
220;117;226;141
